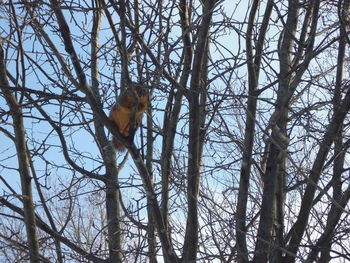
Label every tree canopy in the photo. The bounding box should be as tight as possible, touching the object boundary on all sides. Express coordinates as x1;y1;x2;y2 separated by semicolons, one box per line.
1;0;350;262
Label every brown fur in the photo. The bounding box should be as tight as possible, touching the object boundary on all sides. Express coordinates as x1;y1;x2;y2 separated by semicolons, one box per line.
109;87;148;151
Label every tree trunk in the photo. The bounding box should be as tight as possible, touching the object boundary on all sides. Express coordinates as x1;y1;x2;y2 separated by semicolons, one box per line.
90;4;123;261
254;1;299;261
236;1;273;262
0;41;41;263
182;1;216;262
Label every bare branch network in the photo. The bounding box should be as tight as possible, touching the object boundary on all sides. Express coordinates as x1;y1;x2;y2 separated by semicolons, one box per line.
1;0;350;262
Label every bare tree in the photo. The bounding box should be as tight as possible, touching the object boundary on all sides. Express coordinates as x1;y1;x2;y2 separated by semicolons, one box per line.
0;39;40;263
1;0;350;263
